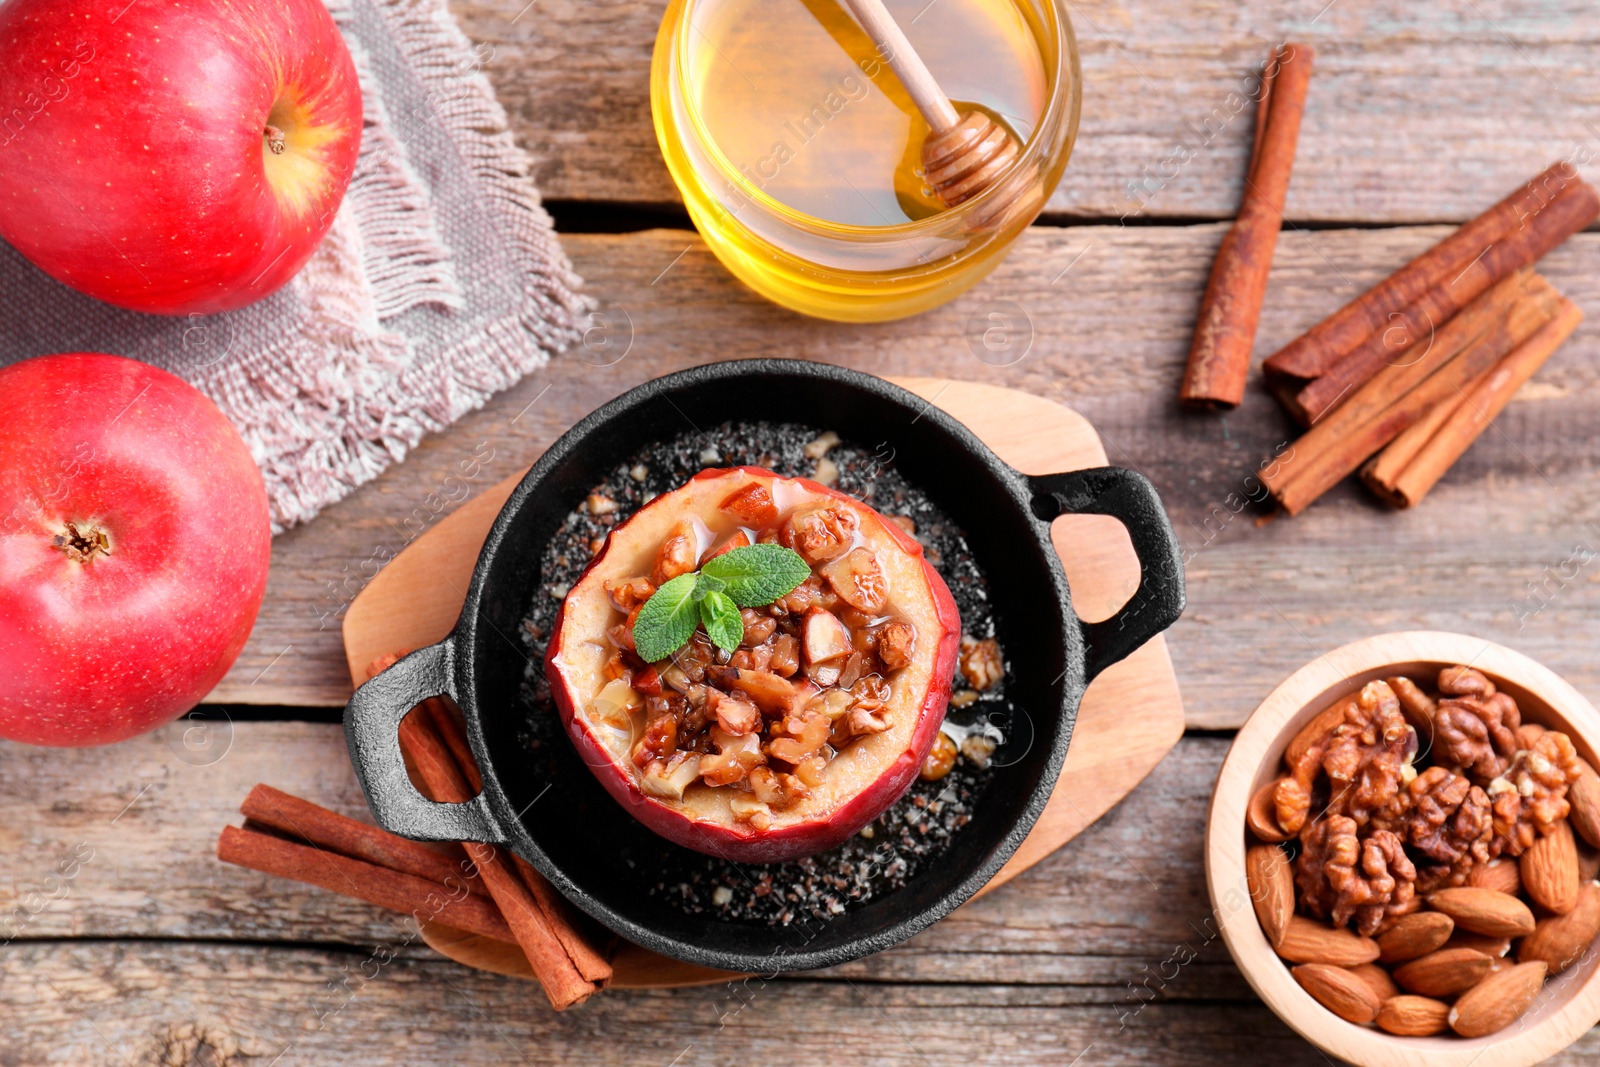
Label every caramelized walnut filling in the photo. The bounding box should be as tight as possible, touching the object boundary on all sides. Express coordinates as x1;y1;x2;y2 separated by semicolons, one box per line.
599;486;919;829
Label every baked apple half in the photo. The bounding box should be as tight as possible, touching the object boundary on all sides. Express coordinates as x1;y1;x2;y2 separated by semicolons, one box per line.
545;466;961;862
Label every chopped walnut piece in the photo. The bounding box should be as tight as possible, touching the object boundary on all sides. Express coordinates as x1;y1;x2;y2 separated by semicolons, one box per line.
803;431;841;459
749;765;808;806
959;636;1004;691
710;691;762;736
739;609;776;647
586;492;618;516
769;634;800;678
700;729;764;787
604;576;655;612
650;520;699;586
729;794;772;830
772;576;833;616
1296;815;1418;936
960;732;997;768
728;645;773;672
780;504;858;564
846;702;891;737
632;714;679;767
1321;680;1416;830
876;621;916;671
767;710;830;764
820;547;887;614
1487;729;1586;857
640;753;701;800
920;732;958;781
715;667;807;717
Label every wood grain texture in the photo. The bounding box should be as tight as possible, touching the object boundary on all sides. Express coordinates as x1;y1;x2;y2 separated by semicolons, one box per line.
211;226;1600;730
7;728;1600;1063
452;0;1600;222
0;723;1225;975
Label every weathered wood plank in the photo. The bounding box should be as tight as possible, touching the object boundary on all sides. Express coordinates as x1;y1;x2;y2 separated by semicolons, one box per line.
10;942;1600;1065
0;722;1229;986
214;225;1600;729
0;941;1341;1067
452;0;1599;222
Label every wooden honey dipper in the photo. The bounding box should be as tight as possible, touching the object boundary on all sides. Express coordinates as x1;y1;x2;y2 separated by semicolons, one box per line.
836;0;1021;209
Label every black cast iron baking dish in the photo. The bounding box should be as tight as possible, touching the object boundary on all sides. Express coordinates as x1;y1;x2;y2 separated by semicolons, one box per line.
345;359;1185;973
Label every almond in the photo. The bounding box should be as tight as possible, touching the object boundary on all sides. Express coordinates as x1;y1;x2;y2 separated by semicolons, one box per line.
1466;858;1521;897
1376;994;1451;1037
1427;887;1537;938
1581;839;1600;883
1376;910;1454;963
1521;821;1580;914
1569;774;1600;849
1443;930;1511;958
1387;675;1436;738
1246;778;1292;843
1286;698;1354;766
1520;881;1600;974
1246;843;1294;947
1448;961;1547;1037
1392;947;1495;997
1292;963;1381;1024
1274;916;1380;966
1347;962;1400;1003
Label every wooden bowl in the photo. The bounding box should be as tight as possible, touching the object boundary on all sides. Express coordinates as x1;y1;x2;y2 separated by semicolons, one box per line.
1206;631;1600;1066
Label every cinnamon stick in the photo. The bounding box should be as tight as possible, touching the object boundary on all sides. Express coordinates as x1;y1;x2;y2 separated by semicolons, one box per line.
1363;299;1582;507
396;710;596;1009
1265;162;1593;385
1261;272;1560;514
1281;177;1600;423
415;696;614;985
240;784;488;898
216;825;516;943
1180;43;1313;409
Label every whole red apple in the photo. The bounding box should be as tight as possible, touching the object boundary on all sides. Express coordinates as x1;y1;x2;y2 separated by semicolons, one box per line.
0;354;272;746
0;0;361;315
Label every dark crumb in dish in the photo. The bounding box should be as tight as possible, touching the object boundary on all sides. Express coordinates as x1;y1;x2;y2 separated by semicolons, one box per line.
518;421;1017;926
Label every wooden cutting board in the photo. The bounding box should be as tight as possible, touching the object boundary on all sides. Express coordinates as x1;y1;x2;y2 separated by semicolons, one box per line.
342;378;1185;987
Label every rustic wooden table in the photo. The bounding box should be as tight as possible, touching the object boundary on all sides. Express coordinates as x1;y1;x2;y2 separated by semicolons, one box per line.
6;0;1599;1063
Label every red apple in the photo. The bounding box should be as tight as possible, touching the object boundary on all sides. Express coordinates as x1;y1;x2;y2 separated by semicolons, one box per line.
0;354;272;746
546;467;960;862
0;0;361;315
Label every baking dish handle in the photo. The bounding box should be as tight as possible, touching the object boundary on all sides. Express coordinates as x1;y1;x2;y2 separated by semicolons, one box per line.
343;638;506;845
1028;466;1186;681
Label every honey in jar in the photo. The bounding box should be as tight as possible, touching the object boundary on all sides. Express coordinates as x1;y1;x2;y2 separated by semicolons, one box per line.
652;0;1079;321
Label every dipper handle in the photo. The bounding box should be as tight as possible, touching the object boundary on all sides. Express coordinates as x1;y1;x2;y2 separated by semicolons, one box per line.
835;0;960;133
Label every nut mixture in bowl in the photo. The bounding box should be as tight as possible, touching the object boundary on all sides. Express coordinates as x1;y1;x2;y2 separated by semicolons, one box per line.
1247;666;1600;1038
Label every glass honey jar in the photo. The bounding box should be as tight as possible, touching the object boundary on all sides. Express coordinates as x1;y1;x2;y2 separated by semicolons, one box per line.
651;0;1080;322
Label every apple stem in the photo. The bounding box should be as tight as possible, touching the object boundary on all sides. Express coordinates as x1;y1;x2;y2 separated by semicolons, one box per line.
52;521;112;564
264;125;286;155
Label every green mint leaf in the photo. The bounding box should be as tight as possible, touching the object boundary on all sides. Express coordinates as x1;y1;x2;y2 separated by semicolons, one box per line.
700;543;812;607
699;590;743;652
632;572;701;662
692;571;727;600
